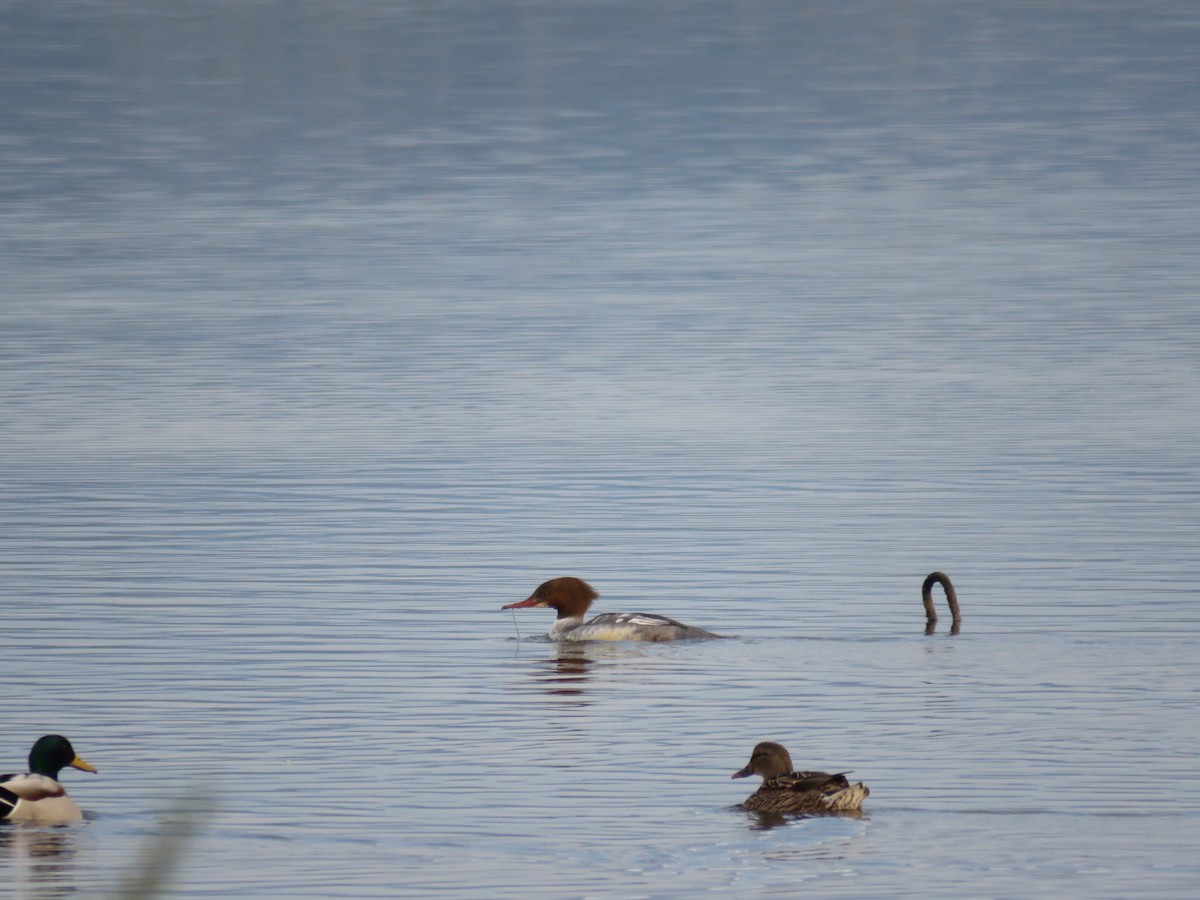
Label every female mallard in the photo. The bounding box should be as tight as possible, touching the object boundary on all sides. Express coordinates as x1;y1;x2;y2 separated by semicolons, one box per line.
1;735;97;824
732;741;868;813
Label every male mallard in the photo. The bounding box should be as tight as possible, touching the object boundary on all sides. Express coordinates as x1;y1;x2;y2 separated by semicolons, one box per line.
732;741;868;813
1;735;97;824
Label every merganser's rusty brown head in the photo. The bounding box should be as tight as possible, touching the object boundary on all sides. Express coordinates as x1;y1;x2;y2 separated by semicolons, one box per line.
732;741;794;780
502;577;599;620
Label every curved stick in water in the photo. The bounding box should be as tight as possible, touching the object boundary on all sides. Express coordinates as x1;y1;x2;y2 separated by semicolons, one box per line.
922;571;961;633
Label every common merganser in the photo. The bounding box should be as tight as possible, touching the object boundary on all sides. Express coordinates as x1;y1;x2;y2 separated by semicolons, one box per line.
501;577;720;642
732;741;869;813
1;735;97;824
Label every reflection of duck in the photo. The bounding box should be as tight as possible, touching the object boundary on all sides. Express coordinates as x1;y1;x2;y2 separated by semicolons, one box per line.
732;742;868;813
529;645;594;701
502;577;720;641
0;823;75;860
922;571;961;634
1;735;97;824
548;646;592;683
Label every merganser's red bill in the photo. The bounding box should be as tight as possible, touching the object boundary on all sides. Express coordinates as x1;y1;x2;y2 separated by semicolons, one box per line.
501;596;541;610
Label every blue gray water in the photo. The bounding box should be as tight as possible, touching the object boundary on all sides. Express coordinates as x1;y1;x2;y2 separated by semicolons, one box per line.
3;1;1199;896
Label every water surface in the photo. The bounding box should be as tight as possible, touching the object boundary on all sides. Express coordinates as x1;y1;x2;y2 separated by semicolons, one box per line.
2;1;1199;896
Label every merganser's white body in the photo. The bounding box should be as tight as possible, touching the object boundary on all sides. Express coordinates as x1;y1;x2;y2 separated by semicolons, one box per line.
548;611;716;642
503;577;720;642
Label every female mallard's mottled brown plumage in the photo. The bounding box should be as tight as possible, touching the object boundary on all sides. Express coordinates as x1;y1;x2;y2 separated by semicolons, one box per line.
732;741;868;813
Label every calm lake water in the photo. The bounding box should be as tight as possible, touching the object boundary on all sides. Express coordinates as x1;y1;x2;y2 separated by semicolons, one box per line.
3;1;1199;897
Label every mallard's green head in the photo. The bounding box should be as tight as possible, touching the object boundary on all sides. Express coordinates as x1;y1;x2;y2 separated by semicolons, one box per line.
28;734;97;779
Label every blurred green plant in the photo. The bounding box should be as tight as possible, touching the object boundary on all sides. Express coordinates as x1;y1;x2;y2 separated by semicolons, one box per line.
107;786;217;899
